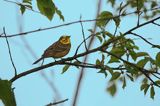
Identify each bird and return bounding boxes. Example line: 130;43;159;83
33;35;71;64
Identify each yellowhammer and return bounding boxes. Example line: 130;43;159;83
33;35;71;64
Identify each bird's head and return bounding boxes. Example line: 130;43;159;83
59;35;71;44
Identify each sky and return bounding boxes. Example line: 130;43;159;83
0;0;160;106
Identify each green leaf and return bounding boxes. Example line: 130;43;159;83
61;65;70;74
111;72;121;81
125;63;138;75
156;52;160;67
129;50;137;61
101;54;105;64
126;74;134;82
113;17;120;27
107;0;115;7
73;61;81;69
136;52;149;57
96;11;113;28
37;0;55;20
96;35;103;43
23;0;32;4
122;76;126;89
108;56;120;63
55;7;64;21
20;5;26;14
110;47;125;57
107;83;117;96
155;80;160;85
105;31;114;38
142;78;148;84
0;80;16;106
151;1;158;8
137;58;149;68
96;59;101;66
140;83;149;91
144;84;150;95
108;47;125;63
150;86;155;99
98;69;108;77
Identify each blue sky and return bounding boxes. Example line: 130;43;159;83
0;0;160;106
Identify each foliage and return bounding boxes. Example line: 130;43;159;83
20;0;64;21
1;0;160;105
0;80;16;106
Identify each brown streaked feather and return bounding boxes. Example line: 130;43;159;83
43;41;71;58
33;37;71;64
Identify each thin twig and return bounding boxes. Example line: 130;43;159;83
3;27;17;76
46;98;68;106
0;33;3;36
1;6;160;38
136;0;140;26
113;2;123;36
64;61;126;71
74;34;93;56
130;32;160;49
80;15;88;51
123;15;160;36
152;21;160;27
72;0;102;106
152;73;160;80
4;0;40;14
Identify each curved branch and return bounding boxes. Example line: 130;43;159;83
130;32;160;48
1;7;160;38
10;37;120;82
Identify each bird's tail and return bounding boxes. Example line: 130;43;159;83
33;57;43;64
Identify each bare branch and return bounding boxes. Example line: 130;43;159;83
3;27;17;76
130;32;160;49
113;2;123;36
0;33;3;36
46;98;68;106
152;21;160;27
4;0;40;14
80;15;88;51
123;15;160;36
136;0;140;26
72;0;102;105
74;34;93;56
1;6;160;38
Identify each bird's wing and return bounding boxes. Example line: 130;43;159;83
44;41;70;54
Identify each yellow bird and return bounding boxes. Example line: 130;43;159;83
33;35;71;64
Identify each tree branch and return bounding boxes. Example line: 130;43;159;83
1;6;160;38
3;27;17;76
4;0;40;14
130;32;160;49
72;0;102;105
10;33;120;82
46;98;68;106
80;15;88;51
